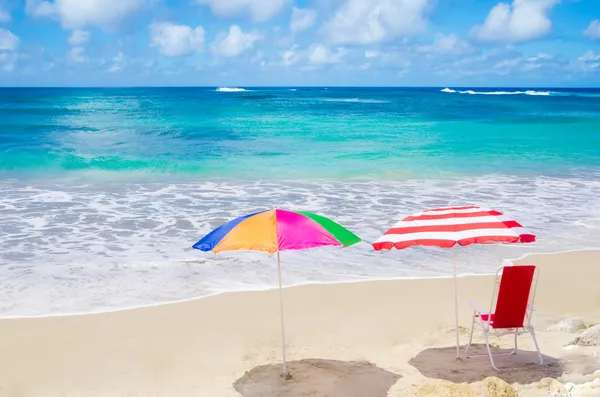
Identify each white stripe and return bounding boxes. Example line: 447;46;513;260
374;227;532;244
389;214;517;228
414;207;489;217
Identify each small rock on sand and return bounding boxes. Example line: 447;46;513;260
547;318;587;333
480;377;517;397
537;377;570;397
414;380;478;397
567;324;600;346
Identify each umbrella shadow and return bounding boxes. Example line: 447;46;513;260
233;358;401;397
408;344;599;384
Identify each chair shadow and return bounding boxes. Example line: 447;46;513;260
408;344;599;384
233;358;401;397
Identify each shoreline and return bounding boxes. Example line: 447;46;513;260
3;247;600;321
4;169;600;184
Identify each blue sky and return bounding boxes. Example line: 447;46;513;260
0;0;600;86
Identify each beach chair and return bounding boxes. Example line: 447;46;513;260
464;265;543;370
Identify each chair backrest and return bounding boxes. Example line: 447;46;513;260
492;265;536;329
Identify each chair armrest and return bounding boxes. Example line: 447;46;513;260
467;299;488;314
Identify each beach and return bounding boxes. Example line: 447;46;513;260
1;249;599;396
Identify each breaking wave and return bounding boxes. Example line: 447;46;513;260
216;87;248;92
441;88;551;96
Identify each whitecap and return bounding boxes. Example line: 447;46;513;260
216;87;247;92
455;90;552;96
441;88;456;93
524;90;551;96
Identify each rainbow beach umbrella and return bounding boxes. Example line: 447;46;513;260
193;208;361;375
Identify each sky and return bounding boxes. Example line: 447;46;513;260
0;0;600;87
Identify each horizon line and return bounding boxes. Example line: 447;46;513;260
1;85;600;89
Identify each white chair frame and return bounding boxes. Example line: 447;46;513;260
464;265;544;370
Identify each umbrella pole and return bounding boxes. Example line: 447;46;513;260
453;246;460;358
277;250;288;375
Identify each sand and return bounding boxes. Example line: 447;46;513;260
1;250;599;396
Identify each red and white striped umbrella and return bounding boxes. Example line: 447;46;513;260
372;205;536;358
373;205;536;251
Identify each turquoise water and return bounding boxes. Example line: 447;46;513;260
2;87;600;317
2;87;600;179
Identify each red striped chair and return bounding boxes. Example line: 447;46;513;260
464;265;543;370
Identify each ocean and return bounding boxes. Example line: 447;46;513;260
2;86;600;317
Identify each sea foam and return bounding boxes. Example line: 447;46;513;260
2;175;600;318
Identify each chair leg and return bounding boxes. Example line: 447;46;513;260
469;318;501;370
464;312;476;358
482;328;499;370
529;327;544;365
510;329;518;355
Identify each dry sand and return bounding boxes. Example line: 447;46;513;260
1;250;599;396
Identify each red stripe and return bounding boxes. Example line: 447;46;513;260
426;206;480;212
384;221;523;235
403;210;502;222
373;239;457;250
372;234;535;251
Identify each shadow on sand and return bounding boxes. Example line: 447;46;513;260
408;344;600;384
233;358;401;397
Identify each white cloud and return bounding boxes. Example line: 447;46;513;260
150;22;205;57
471;0;558;44
68;29;90;46
417;34;472;55
526;52;551;62
574;51;600;76
68;46;88;63
579;50;600;62
0;51;17;72
108;50;126;72
324;0;429;45
494;57;521;70
25;0;147;30
0;28;18;51
42;61;56;71
290;7;316;34
445;47;567;78
211;25;261;57
195;0;287;22
308;44;346;65
583;19;600;40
